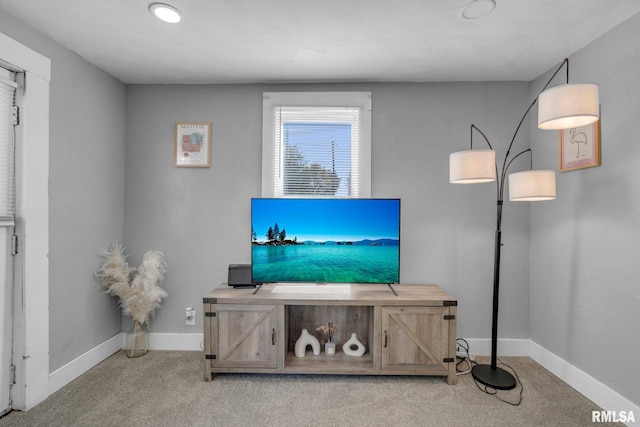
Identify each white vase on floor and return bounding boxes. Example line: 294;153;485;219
125;320;148;358
294;329;320;357
342;332;366;357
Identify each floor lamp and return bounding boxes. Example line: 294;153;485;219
449;58;599;390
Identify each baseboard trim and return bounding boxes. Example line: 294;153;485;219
48;332;203;395
147;332;204;351
462;338;530;357
464;338;637;425
121;331;204;351
48;333;123;395
529;341;639;424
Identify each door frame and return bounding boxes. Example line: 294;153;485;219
0;31;51;411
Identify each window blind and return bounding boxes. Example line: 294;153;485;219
0;69;17;222
273;106;360;197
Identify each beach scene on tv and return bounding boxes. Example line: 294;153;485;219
251;198;400;284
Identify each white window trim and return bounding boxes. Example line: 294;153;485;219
262;91;372;198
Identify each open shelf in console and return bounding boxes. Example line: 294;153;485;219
285;352;373;374
285;304;374;371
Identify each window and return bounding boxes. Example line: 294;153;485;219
0;67;17;223
262;92;371;198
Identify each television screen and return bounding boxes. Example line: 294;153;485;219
251;198;400;284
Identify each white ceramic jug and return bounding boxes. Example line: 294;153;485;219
342;332;366;357
294;329;321;357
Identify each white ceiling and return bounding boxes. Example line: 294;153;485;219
1;0;639;84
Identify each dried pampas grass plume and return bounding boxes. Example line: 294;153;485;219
96;243;168;325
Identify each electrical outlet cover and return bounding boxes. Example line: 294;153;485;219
186;309;196;325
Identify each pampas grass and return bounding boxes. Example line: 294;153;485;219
97;243;168;326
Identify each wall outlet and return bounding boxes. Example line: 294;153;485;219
185;307;196;326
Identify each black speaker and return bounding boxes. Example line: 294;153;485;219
228;264;256;288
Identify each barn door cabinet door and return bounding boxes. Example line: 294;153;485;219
208;304;280;369
381;306;452;374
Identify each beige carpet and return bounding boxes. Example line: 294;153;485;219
0;351;619;427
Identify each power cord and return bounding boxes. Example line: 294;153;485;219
455;338;475;375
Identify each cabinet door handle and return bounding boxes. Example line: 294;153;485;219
272;328;276;345
384;330;388;348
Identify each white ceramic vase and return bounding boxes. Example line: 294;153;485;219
342;332;366;357
294;329;320;357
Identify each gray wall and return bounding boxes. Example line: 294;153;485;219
0;10;126;371
530;12;640;406
125;81;534;340
4;5;639;408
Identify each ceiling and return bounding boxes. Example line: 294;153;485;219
1;0;639;84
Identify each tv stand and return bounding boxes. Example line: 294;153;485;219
203;283;457;384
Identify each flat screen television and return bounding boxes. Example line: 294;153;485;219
251;198;400;284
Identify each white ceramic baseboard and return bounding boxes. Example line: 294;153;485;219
48;333;123;395
462;338;530;357
49;332;203;395
529;341;639;426
135;332;204;351
462;338;637;426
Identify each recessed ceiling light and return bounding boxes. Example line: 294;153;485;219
149;3;183;24
459;0;496;20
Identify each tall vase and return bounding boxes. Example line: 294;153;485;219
125;320;148;358
294;329;320;357
342;332;366;357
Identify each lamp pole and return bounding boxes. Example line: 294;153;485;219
469;123;532;390
451;58;598;391
471;59;572;390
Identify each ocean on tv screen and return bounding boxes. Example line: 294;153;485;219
252;242;399;284
251;198;401;284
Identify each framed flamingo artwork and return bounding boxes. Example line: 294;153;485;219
559;120;601;172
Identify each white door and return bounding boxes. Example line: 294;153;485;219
0;66;17;416
0;227;14;416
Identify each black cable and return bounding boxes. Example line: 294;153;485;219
472;358;524;406
456;338;470;354
455;338;474;374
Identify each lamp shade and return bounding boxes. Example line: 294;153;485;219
538;83;599;130
508;170;556;201
450;149;496;183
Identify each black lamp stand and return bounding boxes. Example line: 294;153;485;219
469;59;572;390
471;201;517;390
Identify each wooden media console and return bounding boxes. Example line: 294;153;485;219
203;283;457;384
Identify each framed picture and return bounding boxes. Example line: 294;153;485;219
175;122;211;167
559;120;601;172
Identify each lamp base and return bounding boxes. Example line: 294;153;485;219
471;364;516;390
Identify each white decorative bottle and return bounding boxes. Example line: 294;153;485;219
294;329;321;357
342;332;366;357
325;340;336;356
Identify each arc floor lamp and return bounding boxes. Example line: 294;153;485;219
450;58;599;390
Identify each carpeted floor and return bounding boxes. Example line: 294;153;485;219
0;351;620;426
